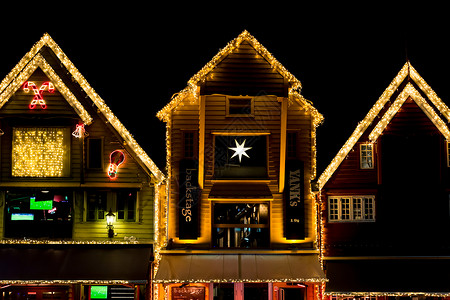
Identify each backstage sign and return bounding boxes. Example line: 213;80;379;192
284;160;305;239
178;159;200;239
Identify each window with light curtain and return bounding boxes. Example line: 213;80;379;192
12;127;70;177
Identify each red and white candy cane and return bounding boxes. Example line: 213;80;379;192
23;81;55;109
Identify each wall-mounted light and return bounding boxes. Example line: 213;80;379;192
106;209;115;238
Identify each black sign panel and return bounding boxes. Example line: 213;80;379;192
178;159;200;239
284;160;305;239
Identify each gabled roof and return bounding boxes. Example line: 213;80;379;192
156;30;323;125
0;33;164;182
317;62;450;190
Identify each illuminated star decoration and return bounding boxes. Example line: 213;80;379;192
228;139;252;163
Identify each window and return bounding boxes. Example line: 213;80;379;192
4;189;73;238
86;191;107;221
183;131;197;159
360;143;374;169
88;138;103;169
226;97;254;116
287;131;298;159
12;127;70;177
212;202;269;248
117;190;137;222
328;196;375;222
214;135;267;179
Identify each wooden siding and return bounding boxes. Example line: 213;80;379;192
167;94;316;247
322;92;450;257
200;41;288;97
0;66;156;242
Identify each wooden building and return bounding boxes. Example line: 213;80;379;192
317;62;450;298
154;31;326;300
0;34;164;300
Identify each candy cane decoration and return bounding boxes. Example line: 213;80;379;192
23;81;55;109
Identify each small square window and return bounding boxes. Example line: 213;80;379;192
227;97;254;116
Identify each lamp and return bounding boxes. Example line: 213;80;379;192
106;209;115;238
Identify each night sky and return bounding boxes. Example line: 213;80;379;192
0;6;449;176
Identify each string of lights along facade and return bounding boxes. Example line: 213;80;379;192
317;62;450;299
154;31;326;300
0;34;164;300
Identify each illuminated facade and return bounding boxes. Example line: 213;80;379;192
318;62;450;298
154;31;326;300
0;34;164;300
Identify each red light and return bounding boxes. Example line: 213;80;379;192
23;81;54;109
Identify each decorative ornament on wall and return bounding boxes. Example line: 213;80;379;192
23;81;55;109
72;123;89;138
228;139;252;162
108;150;125;180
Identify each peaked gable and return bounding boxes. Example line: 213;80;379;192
156;30;323;125
318;62;450;190
0;33;164;182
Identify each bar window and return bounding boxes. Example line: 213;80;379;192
360;143;374;169
212;202;269;248
328;196;376;222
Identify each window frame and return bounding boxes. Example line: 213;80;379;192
360;143;374;169
226;96;255;117
328;195;376;223
116;190;138;222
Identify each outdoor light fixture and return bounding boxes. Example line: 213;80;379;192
106;209;115;238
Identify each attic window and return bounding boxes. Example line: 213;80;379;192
226;96;254;116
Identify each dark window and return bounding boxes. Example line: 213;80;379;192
183;131;195;158
212;203;269;248
214;135;267;179
4;189;73;238
227;97;253;115
213;283;234;300
244;283;268;300
86;191;107;221
287;132;298;159
88;138;103;169
117;190;137;222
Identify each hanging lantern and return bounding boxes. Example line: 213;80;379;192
108;150;125;180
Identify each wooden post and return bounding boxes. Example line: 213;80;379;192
279;97;288;193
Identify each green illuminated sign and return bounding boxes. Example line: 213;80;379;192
30;197;53;210
90;286;108;299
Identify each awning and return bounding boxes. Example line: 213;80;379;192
0;244;152;284
325;259;450;295
209;183;272;200
154;254;326;283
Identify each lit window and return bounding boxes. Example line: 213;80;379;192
212;202;269;248
360;143;374;169
328;196;375;222
12;127;70;177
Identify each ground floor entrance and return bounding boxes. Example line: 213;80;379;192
158;282;318;300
